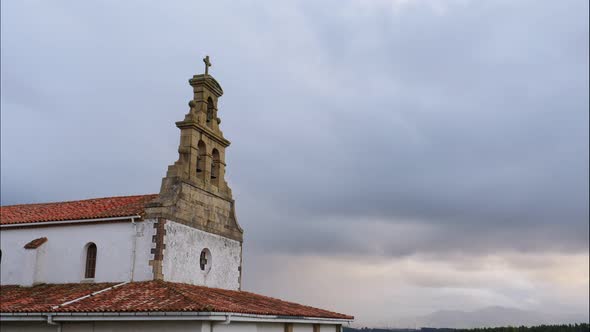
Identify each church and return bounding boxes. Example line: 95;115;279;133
0;57;353;332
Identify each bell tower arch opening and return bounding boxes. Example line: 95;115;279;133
211;148;220;186
196;140;207;181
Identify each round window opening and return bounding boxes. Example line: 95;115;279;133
199;248;212;273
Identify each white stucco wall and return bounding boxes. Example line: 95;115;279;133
0;321;340;332
255;323;284;332
293;324;314;332
0;220;155;285
0;218;242;288
0;322;56;332
162;220;242;290
34;245;47;284
321;325;338;332
20;250;37;286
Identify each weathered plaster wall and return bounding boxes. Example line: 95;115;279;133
162;220;242;290
0;220;155;285
132;220;156;281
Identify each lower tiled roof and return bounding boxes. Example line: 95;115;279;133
0;194;158;225
0;281;353;320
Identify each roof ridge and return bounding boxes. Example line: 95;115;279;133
0;194;158;208
51;282;129;310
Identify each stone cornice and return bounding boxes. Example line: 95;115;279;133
175;120;231;148
180;177;233;203
189;74;223;97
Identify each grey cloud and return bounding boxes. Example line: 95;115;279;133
1;0;588;273
226;0;589;255
2;0;589;325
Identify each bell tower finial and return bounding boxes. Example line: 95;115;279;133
203;55;212;76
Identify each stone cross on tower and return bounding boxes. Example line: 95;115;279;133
203;55;212;75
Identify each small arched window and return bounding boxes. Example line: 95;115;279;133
84;243;97;279
200;248;212;273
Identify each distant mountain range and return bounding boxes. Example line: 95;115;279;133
411;306;586;328
350;306;589;330
343;323;590;332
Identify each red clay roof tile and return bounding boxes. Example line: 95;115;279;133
0;194;158;225
0;283;116;313
0;281;353;320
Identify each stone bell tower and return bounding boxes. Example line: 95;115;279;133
145;56;243;290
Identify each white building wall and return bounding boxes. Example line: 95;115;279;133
0;322;56;332
0;321;340;332
131;220;157;281
61;321;205;332
0;220;155;286
256;323;284;332
213;322;258;332
293;324;314;332
162;220;242;290
34;245;47;285
20;250;36;286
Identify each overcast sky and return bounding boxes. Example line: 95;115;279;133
1;0;588;327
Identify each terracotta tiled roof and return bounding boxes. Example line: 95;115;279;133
0;194;158;225
23;237;48;249
0;281;353;320
0;283;115;313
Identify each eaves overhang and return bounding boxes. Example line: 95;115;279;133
0;312;353;325
0;215;142;229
